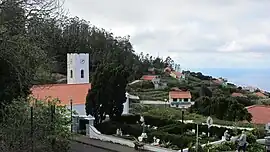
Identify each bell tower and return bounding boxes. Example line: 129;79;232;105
67;53;90;84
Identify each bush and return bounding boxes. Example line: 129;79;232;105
129;81;154;89
111;115;140;124
96;120;152;138
0;98;72;152
147;131;194;149
144;115;175;127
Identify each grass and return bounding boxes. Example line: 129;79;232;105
128;86;169;101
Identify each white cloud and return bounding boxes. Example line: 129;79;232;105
64;0;270;69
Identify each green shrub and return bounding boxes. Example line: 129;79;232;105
96;120;152;137
129;81;154;89
111;115;140;124
147;131;194;149
144;115;175;127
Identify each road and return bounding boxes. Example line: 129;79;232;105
70;136;147;152
70;141;112;152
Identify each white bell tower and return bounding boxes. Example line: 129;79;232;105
67;53;90;84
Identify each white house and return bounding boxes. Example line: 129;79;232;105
169;90;193;108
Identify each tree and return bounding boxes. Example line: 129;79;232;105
0;97;72;152
192;96;252;121
199;85;212;97
0;0;60;108
85;63;129;125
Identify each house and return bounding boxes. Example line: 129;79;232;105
212;78;227;87
246;105;270;124
169;90;193;108
243;86;257;92
141;75;161;89
231;92;246;97
170;71;185;80
255;92;268;98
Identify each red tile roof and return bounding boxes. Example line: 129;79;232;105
255;92;267;98
169;91;191;99
172;71;183;78
246;105;270;124
141;75;158;81
231;92;246;97
31;83;91;105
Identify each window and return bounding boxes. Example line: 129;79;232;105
81;69;84;78
70;70;73;78
184;98;189;102
173;98;177;101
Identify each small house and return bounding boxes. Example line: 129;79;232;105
255;92;268;98
169;90;193;108
141;75;161;89
170;71;185;80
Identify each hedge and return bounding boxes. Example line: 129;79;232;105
96;120;153;137
112;115;246;138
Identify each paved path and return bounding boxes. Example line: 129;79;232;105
70;141;112;152
71;135;148;152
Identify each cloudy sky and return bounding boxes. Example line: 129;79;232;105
64;0;270;91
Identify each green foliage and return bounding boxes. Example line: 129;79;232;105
0;0;53;107
199;86;212;97
85;63;128;125
129;88;168;101
0;97;72;152
192;96;252;121
129;81;154;90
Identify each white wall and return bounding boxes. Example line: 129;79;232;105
89;125;177;152
67;104;86;116
67;53;90;84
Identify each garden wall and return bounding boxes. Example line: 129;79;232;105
89;125;177;152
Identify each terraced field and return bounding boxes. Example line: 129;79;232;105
130;89;168;101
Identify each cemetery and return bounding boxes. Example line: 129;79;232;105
95;114;259;151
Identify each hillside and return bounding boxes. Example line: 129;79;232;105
127;68;270;104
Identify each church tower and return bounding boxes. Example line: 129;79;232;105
67;53;90;84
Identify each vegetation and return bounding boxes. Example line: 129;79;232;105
191;96;252;122
0;97;72;152
0;0;73;151
96;114;259;150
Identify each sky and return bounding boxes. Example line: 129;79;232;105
64;0;270;91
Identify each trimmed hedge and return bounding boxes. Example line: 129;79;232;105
112;115;246;138
96;120;153;137
97;115;251;150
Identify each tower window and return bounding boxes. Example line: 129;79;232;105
70;70;73;78
81;69;84;78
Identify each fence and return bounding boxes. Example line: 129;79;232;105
0;100;71;152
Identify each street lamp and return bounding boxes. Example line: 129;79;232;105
164;99;167;108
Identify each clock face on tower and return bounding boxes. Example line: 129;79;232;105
80;59;85;64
